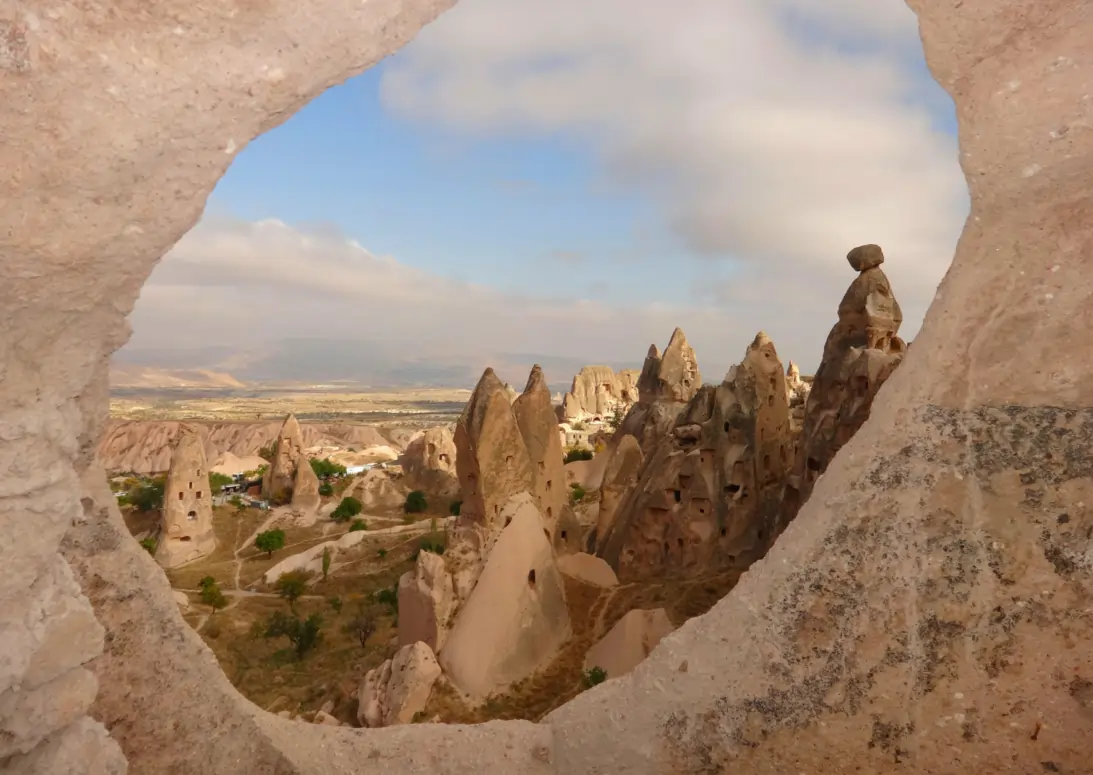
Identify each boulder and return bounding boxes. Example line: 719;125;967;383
356;642;442;728
398;551;456;652
400;426;459;497
439;494;571;699
556;553;618;589
583;608;675;680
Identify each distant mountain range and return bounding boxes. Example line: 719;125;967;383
111;341;639;393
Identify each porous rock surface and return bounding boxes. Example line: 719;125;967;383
779;244;907;533
262;414;307;503
560;366;640;423
4;0;1093;772
512;365;567;537
400;426;459;497
397;550;456;652
598;332;793;581
155;425;216;568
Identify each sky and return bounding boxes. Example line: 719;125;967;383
118;0;970;390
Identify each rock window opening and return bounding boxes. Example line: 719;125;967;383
505;516;512;527
725;484;741;495
763;454;771;471
196;491;202;499
439;454;449;464
178;492;184;501
538;461;545;475
767;394;774;407
770;376;777;390
728;554;736;562
807;457;821;471
545;479;552;492
186;511;197;521
546;506;553;519
544;529;551;541
757;529;765;540
178;536;192;542
677;538;684;548
723;422;730;433
428;443;436;455
188;481;193;490
720;528;727;538
527;569;536;588
505;454;514;465
673;489;682;503
560;530;567;540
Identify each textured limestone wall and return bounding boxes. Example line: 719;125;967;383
2;0;1092;772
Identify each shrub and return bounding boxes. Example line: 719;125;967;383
375;584;398;614
275;570;311;610
413;538;445;560
449;500;462;516
318;482;334;497
310;458;347;479
229;495;245;511
376;548;388;559
564;447;594;464
139;537;157;556
328;597;343;614
254;529;285;558
608;408;624;430
209;471;233;495
349;519;367;532
404;490;427;514
582;666;608;688
570;483;586;503
199;576;216;590
270;487;293;507
257;443;276;462
264;611;323;659
321;547;331;580
345;612;375;649
572;421;587;431
331;496;363;522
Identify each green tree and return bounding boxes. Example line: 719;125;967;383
127;476;166;512
209;472;233;495
608;408;624;430
321;547;331;580
327;596;343;615
331;496;363;522
375;584;399;614
199;577;227;612
449;500;462;516
254;529;285;558
257;443;276;462
376;548;388;559
349;519;367;532
310;458;347;479
139;537;158;556
570;483;586;503
318;482;334;497
264;611;323;660
404;490;428;514
275;570;310;611
413;538;445;560
345;611;375;649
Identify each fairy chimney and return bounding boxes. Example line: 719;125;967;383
156;426;216;568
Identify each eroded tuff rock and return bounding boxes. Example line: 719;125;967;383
779;245;906;533
357;642;442;728
513;365;566;537
556;553;618;589
398;550;456;652
439;494;571;700
261;414;306;503
401;426;459;497
561;366;641;424
155;426;215;568
582;608;675;682
637;328;700;404
784;360;811;431
598;333;793;582
9;0;1093;772
612;329;703;459
291;451;321;514
592;434;645;553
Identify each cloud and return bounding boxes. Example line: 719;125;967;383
122;215;786;387
379;0;969;343
549;249;586;266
